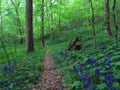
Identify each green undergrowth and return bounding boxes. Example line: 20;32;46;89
0;41;46;90
48;27;120;90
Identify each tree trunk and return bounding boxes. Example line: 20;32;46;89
0;38;9;60
90;0;96;49
50;0;53;40
26;0;34;52
112;0;118;40
59;0;61;29
41;0;45;47
104;0;112;36
11;0;24;44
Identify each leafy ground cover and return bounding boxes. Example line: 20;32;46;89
49;28;120;90
0;42;46;90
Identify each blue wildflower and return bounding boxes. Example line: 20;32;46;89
104;74;115;82
4;66;12;76
73;65;78;73
13;60;17;66
4;66;8;71
0;80;8;87
60;51;67;58
79;67;84;73
103;56;112;69
95;68;101;76
82;74;91;89
105;55;111;59
87;58;94;64
13;78;18;87
104;55;111;64
78;62;80;65
104;74;115;87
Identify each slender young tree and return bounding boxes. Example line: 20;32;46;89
11;0;24;44
90;0;96;49
41;0;45;47
49;0;53;40
26;0;34;52
112;0;118;40
104;0;112;36
58;0;61;30
0;12;9;60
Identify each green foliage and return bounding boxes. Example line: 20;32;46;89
49;26;120;89
0;42;46;89
1;0;120;89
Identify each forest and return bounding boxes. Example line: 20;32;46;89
0;0;120;90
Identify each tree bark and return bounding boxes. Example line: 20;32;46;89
90;0;96;49
112;0;118;40
26;0;34;52
104;0;112;36
41;0;45;47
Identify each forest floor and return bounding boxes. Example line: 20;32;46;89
32;48;63;90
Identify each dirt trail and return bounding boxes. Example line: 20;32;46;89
32;48;63;90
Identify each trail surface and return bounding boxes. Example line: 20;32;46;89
32;48;63;90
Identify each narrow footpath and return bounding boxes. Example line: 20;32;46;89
32;48;63;90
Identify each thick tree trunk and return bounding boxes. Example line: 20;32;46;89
104;0;112;36
41;0;45;47
26;0;34;52
112;0;118;40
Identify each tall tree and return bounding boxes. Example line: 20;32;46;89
104;0;112;36
112;0;118;40
26;0;34;52
90;0;96;48
41;0;45;47
58;0;61;29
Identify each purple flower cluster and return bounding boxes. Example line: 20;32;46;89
87;58;97;65
82;74;91;89
95;68;101;77
73;65;78;73
104;74;116;88
103;55;112;69
72;55;117;89
4;60;17;76
1;60;39;89
0;80;8;87
60;51;68;58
